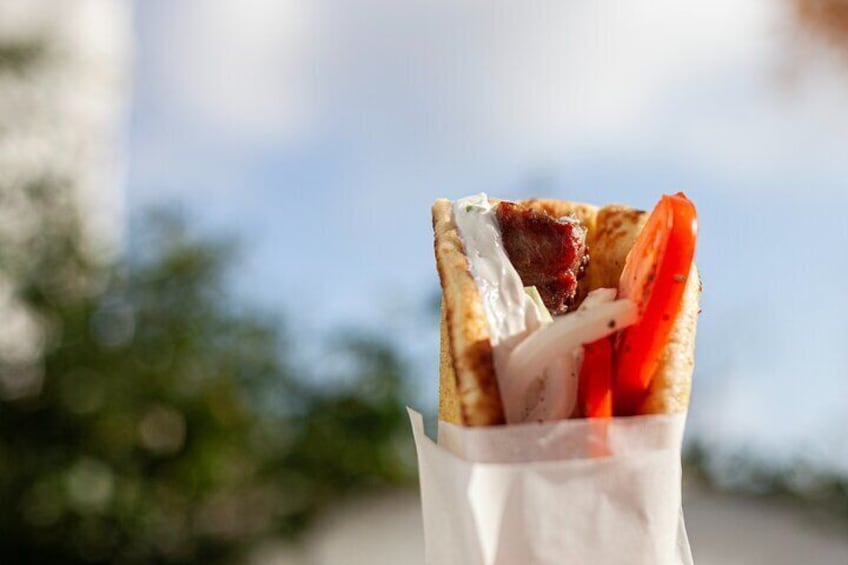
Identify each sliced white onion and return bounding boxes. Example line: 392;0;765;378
522;349;582;422
502;298;638;417
578;287;618;311
524;288;616;422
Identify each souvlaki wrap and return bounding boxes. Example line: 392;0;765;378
412;193;701;564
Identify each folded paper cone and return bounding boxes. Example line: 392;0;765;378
409;409;694;565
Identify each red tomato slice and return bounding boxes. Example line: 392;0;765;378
614;193;697;415
579;337;613;418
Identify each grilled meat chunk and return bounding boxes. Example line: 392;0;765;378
496;201;589;315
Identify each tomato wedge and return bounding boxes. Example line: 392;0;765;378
578;337;613;418
614;193;697;415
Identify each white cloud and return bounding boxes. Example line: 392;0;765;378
146;0;316;142
140;0;848;190
294;0;777;164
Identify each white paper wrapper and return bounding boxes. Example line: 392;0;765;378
409;408;694;565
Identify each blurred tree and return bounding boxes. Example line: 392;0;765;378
684;442;848;521
0;205;415;564
0;31;414;565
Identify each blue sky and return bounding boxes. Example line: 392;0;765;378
128;0;848;472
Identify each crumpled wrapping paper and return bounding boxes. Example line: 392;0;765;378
409;409;694;565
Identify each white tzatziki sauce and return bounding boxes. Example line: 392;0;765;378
453;194;551;422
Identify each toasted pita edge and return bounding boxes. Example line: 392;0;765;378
433;199;504;426
639;264;700;415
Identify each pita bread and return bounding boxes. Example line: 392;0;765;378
434;198;700;426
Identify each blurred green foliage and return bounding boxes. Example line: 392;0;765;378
0;40;45;73
0;204;415;564
0;34;414;564
685;442;848;521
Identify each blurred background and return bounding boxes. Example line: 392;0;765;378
0;0;846;563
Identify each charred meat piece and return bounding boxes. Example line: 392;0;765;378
496;201;588;315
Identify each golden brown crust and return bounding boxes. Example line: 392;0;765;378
517;198;599;229
438;297;462;424
585;205;648;292
433;199;505;426
434;197;701;425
